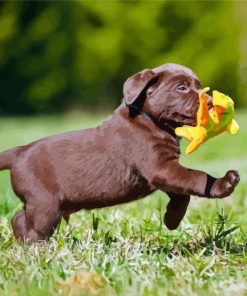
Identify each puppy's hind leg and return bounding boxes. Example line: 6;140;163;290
11;193;61;243
11;209;30;241
164;193;190;230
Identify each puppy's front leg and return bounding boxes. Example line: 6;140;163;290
148;160;240;198
164;193;190;230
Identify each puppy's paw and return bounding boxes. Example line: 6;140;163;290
210;170;240;198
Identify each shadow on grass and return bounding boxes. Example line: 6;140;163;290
51;210;247;262
144;211;247;257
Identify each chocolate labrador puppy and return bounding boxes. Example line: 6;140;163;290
0;63;240;242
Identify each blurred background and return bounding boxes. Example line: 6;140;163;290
0;1;246;115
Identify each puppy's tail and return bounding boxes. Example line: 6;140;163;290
0;147;19;170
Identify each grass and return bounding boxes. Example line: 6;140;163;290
0;110;247;296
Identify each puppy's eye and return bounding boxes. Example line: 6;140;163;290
177;82;189;92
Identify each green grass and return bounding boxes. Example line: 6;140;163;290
0;111;246;296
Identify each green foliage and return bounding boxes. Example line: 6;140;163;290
0;113;247;295
0;1;246;114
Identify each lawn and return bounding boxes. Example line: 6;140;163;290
0;111;246;296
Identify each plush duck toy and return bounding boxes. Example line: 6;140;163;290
175;87;240;154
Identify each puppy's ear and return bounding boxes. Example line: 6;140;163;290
123;69;158;105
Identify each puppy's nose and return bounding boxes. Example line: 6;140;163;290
205;94;213;110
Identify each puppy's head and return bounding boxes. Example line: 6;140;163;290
124;63;212;127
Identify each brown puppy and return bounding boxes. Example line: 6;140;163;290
0;63;240;242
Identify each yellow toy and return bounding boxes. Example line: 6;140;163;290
175;87;240;154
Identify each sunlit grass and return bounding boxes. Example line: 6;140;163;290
0;111;246;295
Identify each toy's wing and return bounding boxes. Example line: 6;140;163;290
175;126;207;154
226;119;240;135
185;126;207;154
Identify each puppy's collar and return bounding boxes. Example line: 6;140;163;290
126;103;181;142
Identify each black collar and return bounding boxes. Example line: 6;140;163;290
126;104;181;142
